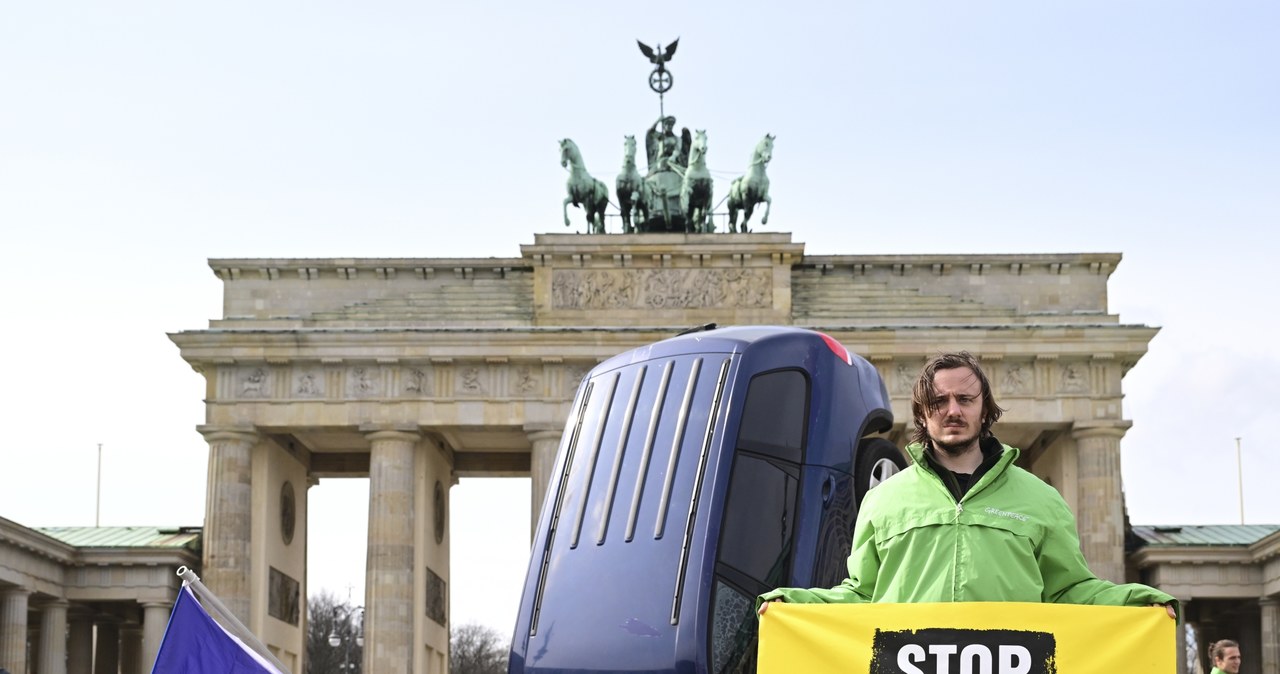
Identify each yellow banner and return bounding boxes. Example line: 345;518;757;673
758;602;1173;673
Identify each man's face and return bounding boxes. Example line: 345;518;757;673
1217;646;1241;673
924;366;985;455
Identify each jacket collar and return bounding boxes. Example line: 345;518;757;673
906;436;1020;501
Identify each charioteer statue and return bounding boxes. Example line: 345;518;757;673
646;115;691;176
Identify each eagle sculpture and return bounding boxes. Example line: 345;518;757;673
637;38;679;72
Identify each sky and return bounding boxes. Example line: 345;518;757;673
1;1;1277;640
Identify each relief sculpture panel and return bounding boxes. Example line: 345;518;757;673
239;367;270;399
552;268;771;310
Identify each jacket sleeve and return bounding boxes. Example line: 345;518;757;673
755;486;880;610
1037;493;1180;621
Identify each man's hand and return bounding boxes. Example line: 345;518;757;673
1151;603;1177;620
757;599;779;616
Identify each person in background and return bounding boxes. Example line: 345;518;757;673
1209;639;1241;674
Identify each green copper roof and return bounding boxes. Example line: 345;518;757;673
1131;524;1280;547
35;526;201;549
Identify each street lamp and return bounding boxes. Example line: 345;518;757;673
328;605;364;673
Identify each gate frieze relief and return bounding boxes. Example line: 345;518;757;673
551;268;771;311
219;360;587;402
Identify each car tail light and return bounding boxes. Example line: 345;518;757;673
819;332;852;366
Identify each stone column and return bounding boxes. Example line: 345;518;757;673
1260;597;1278;674
0;588;31;674
141;602;170;673
119;624;142;674
526;428;563;534
1072;422;1130;583
200;427;259;622
364;429;421;674
38;600;68;674
93;622;119;674
66;613;92;674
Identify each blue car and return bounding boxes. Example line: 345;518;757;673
509;326;905;674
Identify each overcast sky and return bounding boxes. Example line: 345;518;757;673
2;1;1276;638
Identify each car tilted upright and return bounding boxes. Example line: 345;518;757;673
509;325;906;674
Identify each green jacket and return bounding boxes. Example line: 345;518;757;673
760;439;1177;616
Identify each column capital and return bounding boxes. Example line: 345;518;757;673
525;427;563;444
1071;420;1132;440
1260;596;1279;607
361;426;422;444
197;425;259;443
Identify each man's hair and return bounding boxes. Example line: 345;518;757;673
910;351;1004;446
1209;640;1239;662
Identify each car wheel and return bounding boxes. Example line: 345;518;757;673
856;438;907;505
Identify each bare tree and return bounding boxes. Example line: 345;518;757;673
307;591;363;674
450;623;508;674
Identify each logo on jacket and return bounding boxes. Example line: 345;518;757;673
869;627;1057;674
984;506;1029;522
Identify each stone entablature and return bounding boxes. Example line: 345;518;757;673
0;519;198;603
207;237;1126;330
179;234;1155;463
797;252;1120;323
1132;529;1280;599
209;257;531;327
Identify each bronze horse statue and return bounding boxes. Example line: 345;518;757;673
560;138;608;233
615;135;647;233
678;130;713;233
727;134;774;233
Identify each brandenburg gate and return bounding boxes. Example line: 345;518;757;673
169;232;1153;673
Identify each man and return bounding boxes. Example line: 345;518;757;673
759;351;1177;619
1208;639;1241;674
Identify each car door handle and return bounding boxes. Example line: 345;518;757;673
821;474;836;505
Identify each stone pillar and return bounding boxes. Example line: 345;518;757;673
119;624;142;674
0;588;31;674
1071;422;1130;582
141;602;170;673
200;427;259;622
66;613;92;674
38;600;68;674
1260;598;1278;674
526;428;563;534
94;622;119;674
364;429;421;674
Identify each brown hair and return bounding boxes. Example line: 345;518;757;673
1209;640;1239;664
910;351;1004;446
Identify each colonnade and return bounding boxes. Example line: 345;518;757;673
198;425;565;674
0;592;170;674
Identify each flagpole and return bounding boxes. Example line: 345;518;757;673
177;566;291;673
1235;437;1244;525
96;443;102;527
